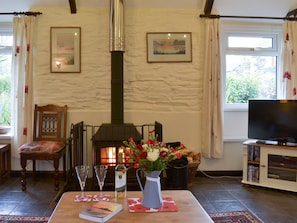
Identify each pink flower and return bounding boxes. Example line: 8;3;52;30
176;153;182;159
148;130;155;134
128;137;134;143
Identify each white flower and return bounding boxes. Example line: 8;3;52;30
147;148;160;162
160;148;168;153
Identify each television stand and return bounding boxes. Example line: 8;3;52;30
242;140;297;192
277;139;289;146
255;140;297;147
255;140;277;146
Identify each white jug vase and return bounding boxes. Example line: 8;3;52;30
136;169;163;208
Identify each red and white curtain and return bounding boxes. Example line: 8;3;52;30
201;19;223;159
11;16;36;156
281;21;297;99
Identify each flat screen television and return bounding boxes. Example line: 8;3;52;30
248;100;297;146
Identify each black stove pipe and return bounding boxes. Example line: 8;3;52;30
110;0;125;124
111;51;124;124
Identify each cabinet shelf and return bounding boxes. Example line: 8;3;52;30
243;140;297;192
247;161;260;165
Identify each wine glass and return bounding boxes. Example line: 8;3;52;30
94;165;108;200
75;165;89;201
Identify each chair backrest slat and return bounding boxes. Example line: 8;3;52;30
33;104;67;142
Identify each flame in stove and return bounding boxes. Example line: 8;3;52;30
108;147;116;165
100;147;117;165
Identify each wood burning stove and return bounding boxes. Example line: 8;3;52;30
92;123;141;190
92;123;142;164
91;122;162;190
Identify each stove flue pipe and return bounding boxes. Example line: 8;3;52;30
110;0;125;124
110;0;125;52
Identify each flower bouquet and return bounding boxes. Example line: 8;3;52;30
121;130;182;208
122;130;182;173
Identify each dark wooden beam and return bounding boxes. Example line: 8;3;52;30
69;0;77;14
204;0;214;16
286;8;297;17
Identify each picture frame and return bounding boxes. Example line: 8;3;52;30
146;32;192;63
50;27;81;73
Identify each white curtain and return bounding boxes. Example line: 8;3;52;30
281;21;297;99
201;19;223;159
11;16;36;157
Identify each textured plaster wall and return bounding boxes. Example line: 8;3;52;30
8;6;244;171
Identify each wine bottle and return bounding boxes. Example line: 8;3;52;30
115;152;127;199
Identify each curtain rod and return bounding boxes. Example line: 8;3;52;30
200;14;297;21
0;11;42;16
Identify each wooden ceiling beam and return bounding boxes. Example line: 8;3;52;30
69;0;77;14
204;0;214;16
286;8;297;17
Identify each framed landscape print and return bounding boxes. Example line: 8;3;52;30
146;32;192;63
50;27;81;73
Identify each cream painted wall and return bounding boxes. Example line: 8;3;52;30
4;6;245;172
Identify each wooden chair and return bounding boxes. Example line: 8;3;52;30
18;104;67;191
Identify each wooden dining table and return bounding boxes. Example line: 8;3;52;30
48;190;214;223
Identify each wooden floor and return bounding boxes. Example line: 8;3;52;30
0;173;297;223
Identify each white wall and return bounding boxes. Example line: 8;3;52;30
1;5;246;172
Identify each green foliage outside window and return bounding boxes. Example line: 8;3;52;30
226;73;259;103
0;55;11;126
0;75;11;125
225;55;277;104
226;72;276;104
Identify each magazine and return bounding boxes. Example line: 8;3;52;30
79;200;123;222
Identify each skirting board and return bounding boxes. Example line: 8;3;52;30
197;170;243;177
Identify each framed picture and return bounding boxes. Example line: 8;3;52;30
146;32;192;63
50;27;81;73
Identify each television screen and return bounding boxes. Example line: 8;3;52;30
248;100;297;145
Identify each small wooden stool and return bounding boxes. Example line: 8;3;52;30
0;144;11;184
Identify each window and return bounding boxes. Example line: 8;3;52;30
221;22;282;110
0;24;13;126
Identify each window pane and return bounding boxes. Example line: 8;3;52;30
0;35;13;46
226;55;276;104
0;55;11;74
0;42;12;126
228;36;273;48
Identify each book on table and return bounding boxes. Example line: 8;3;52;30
79;200;123;222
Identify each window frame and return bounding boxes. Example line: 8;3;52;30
220;21;282;111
